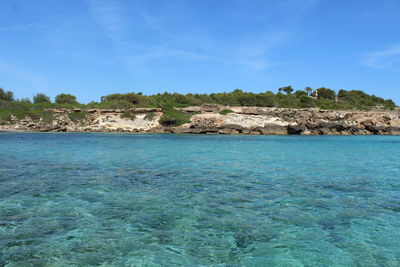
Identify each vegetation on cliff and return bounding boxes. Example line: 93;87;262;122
0;86;397;126
96;87;397;110
55;94;79;105
33;93;51;104
159;104;191;127
68;111;88;123
219;109;234;115
120;110;136;121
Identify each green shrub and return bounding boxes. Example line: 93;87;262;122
0;110;12;124
384;99;397;110
31;110;56;123
298;95;314;108
219;109;233;115
314;88;336;100
102;93;143;105
68;111;88;123
144;112;155;121
55;93;78;104
0;88;14;101
0;104;56;124
41;113;55;124
159;105;191;127
19;98;32;104
121;110;136;120
0;86;398;112
26;111;41;120
33;93;51;103
87;100;134;109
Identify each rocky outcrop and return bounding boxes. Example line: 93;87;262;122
1;105;399;135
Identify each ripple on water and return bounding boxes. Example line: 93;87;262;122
0;133;400;266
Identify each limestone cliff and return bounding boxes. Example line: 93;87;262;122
1;105;400;135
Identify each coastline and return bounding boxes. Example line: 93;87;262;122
2;105;400;135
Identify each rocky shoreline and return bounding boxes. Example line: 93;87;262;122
1;105;400;135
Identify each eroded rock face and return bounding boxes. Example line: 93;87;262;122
2;105;400;135
89;113;162;132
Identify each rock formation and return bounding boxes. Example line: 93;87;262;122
1;105;400;135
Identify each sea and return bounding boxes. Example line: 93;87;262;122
0;133;400;266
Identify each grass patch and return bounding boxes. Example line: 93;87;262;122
0;108;56;125
159;106;191;127
0;110;12;124
144;112;155;121
68;111;88;123
41;112;56;124
219;109;234;115
121;110;136;120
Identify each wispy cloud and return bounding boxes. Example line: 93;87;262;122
0;23;46;31
86;0;317;72
280;0;317;18
87;0;211;67
0;61;47;87
228;30;293;71
362;45;400;69
86;0;124;41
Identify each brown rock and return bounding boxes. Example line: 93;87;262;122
287;124;306;135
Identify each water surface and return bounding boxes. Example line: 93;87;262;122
1;133;400;266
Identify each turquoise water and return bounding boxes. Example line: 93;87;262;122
0;133;400;266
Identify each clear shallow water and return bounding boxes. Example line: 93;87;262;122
0;133;400;266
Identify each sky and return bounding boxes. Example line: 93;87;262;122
0;0;400;104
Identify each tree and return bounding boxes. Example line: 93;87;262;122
305;87;313;96
101;92;142;105
384;99;397;110
233;89;244;94
295;90;307;98
19;98;32;104
0;88;14;101
278;86;294;94
299;95;314;108
33;93;51;103
55;93;78;104
338;89;348;100
315;87;336;100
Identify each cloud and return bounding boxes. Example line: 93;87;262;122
228;30;293;71
362;46;400;69
0;23;46;31
86;0;316;72
0;61;47;87
280;0;317;17
86;0;125;41
86;0;213;66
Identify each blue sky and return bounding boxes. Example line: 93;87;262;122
0;0;400;103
